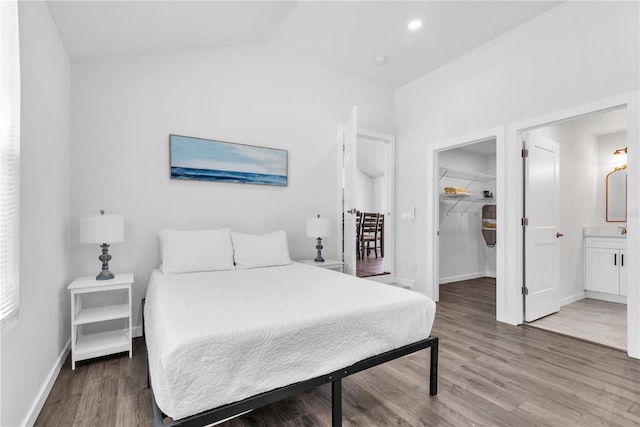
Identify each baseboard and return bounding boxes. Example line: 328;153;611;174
394;277;415;289
560;292;586;306
439;272;486;285
133;325;143;338
24;324;145;425
585;291;627;304
23;339;71;426
366;274;395;285
485;271;497;279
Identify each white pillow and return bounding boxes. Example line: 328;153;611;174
231;230;292;269
159;228;234;274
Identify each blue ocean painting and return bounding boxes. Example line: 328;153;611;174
170;135;288;186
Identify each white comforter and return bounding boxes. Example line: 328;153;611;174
144;263;436;420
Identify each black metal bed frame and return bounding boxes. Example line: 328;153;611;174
148;335;438;427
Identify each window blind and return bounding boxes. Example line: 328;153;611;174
0;0;20;329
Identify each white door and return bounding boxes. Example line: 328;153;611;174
342;106;358;275
524;132;561;322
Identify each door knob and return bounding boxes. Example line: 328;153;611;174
556;232;564;238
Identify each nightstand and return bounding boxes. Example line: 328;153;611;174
68;273;133;370
298;259;344;272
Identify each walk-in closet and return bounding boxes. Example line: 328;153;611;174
437;139;497;291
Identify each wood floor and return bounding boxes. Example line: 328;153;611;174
36;278;640;426
356;255;388;278
527;298;627;351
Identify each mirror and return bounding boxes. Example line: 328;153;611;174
606;169;627;222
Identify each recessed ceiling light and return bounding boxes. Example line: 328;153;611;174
408;19;422;30
373;56;388;66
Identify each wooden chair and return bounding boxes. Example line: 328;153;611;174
355;210;362;259
361;212;380;258
376;214;384;258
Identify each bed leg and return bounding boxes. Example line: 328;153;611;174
332;379;342;427
429;337;438;396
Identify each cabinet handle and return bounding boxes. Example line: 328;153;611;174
621;253;624;267
614;253;617;266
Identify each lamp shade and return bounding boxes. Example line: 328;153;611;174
307;216;330;238
610;149;628;169
80;214;124;244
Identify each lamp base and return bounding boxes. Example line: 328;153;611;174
96;243;115;280
314;238;325;262
96;270;115;281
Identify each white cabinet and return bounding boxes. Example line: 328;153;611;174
68;273;133;369
620;249;627;296
584;238;627;297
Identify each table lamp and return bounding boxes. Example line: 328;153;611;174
80;210;124;280
306;214;330;262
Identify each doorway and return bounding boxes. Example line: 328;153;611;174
523;107;629;351
338;107;395;283
436;139;498;314
355;135;392;279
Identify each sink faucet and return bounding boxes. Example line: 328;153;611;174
618;226;627;235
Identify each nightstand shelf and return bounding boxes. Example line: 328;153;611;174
75;304;130;325
68;273;134;369
74;329;131;361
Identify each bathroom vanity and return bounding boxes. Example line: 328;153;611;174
584;232;627;303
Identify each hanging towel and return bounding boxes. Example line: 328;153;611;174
482;204;496;248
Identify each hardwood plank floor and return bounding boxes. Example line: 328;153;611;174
36;278;640;426
527;298;627;351
356;255;389;278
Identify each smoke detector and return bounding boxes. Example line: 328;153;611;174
373;56;388;66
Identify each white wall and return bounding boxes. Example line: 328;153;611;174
356;169;373;212
529;121;598;303
395;1;639;298
1;2;71;426
70;45;394;333
372;176;385;213
356;171;385;214
597;131;628;227
438;148;496;283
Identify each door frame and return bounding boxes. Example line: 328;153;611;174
506;91;639;358
337;127;396;282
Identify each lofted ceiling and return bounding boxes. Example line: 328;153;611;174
46;0;563;89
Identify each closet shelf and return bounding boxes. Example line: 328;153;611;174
438;167;495;183
439;167;496;219
439;196;496;217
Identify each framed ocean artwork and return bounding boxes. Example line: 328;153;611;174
169;134;288;186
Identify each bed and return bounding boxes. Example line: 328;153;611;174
144;229;438;426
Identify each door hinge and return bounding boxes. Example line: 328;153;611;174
522;286;529;296
521;148;529;158
521;217;529;226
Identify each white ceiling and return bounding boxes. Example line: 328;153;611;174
46;1;563;89
563;108;628;136
459;139;497;156
46;1;298;59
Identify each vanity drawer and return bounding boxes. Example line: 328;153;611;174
584;237;626;250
